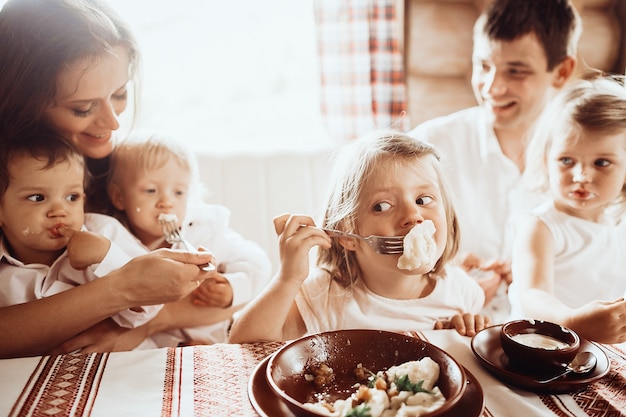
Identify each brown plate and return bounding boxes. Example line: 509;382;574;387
248;354;485;417
471;325;610;393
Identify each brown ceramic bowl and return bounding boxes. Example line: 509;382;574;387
266;329;466;417
500;319;580;373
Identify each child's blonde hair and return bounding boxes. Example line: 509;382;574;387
525;76;626;212
107;131;203;221
317;131;460;285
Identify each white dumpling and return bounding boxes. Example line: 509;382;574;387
397;220;437;270
386;357;440;391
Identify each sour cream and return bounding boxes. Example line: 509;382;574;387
510;333;569;350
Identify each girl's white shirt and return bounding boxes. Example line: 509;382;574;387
509;201;626;318
0;213;160;329
295;265;485;335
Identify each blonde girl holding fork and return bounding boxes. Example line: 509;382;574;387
229;132;490;343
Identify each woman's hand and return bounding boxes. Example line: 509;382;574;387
110;249;217;307
273;214;331;285
434;313;491;337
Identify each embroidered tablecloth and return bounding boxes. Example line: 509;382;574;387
0;331;623;417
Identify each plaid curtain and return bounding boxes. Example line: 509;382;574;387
314;0;408;142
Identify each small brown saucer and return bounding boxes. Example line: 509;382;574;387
248;354;485;417
471;325;610;393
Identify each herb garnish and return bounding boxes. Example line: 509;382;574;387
345;403;371;417
393;375;433;395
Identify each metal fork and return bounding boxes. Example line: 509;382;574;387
159;216;216;272
321;228;404;255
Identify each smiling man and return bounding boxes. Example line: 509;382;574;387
408;0;581;323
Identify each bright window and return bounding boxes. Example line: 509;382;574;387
2;0;332;154
111;0;332;154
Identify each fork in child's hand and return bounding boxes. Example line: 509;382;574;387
302;226;404;255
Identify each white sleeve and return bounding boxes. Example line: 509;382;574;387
184;203;272;306
84;213;148;258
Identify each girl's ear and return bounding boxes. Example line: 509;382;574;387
338;236;358;251
108;183;126;210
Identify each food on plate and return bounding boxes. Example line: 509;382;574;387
397;220;436;270
303;357;446;417
305;363;336;387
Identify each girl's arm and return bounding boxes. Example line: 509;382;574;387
511;216;566;319
513;216;626;344
228;273;307;343
0;250;214;358
229;214;332;343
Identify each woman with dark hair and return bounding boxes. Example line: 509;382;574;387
0;0;223;359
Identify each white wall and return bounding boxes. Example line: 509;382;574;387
196;149;334;273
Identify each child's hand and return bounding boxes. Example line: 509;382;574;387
461;253;512;302
434;313;491;337
568;298;626;344
59;227;111;270
273;214;331;284
473;270;502;304
460;252;482;270
192;274;233;308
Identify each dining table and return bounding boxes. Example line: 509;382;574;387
0;328;624;417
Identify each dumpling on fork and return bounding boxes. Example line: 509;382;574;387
158;212;178;223
397;220;436;270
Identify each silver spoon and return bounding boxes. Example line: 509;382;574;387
537;351;597;384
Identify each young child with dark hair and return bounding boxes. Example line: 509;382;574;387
0;128;161;350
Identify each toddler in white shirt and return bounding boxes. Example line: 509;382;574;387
106;131;272;345
0;128;160;340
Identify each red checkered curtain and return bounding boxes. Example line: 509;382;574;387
314;0;408;142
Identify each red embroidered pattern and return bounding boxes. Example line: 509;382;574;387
540;344;626;417
9;352;108;417
193;342;283;417
161;348;183;417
